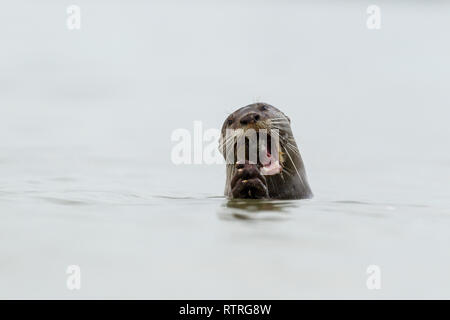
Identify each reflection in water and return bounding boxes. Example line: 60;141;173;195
218;199;300;221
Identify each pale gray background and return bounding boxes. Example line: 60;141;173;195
0;0;449;298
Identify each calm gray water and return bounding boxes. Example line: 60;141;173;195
1;1;449;298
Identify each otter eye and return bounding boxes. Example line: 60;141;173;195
260;105;268;111
227;118;233;126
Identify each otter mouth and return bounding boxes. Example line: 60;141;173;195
229;131;283;199
258;133;282;176
234;132;283;176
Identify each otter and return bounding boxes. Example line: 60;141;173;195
219;103;313;200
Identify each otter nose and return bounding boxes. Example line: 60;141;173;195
240;113;260;125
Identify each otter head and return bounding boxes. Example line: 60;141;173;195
219;102;313;200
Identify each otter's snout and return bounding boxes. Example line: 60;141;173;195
239;112;260;125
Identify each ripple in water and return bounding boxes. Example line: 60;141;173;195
218;199;300;221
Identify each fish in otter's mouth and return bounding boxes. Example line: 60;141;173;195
219;103;313;200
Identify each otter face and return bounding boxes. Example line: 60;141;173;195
221;103;286;175
219;103;312;200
